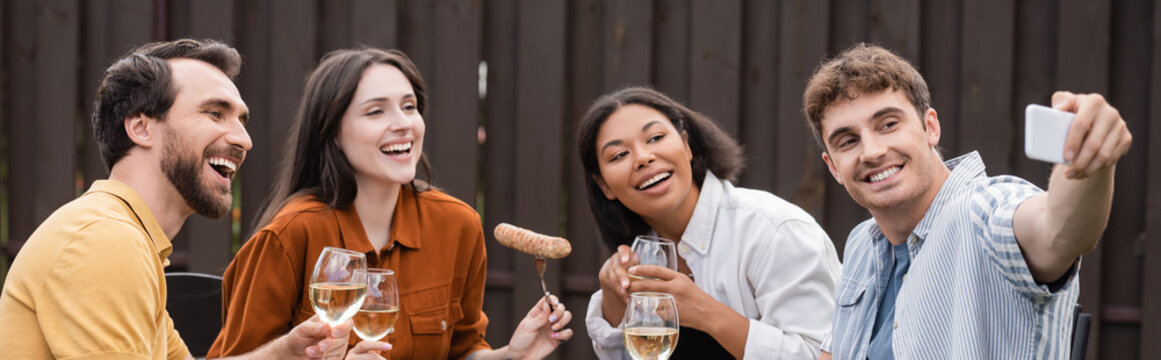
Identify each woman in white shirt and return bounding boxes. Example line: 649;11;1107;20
576;87;841;359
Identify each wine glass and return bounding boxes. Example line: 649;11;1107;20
621;292;680;360
309;247;368;326
353;268;400;344
628;235;679;283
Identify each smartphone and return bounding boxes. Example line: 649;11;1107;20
1024;104;1075;164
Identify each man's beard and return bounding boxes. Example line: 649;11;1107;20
161;133;232;219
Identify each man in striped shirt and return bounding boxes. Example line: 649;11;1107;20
801;43;1132;359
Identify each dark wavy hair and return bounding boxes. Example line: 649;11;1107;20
252;48;432;231
577;87;744;251
91;39;241;169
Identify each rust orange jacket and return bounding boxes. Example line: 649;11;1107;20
207;189;491;359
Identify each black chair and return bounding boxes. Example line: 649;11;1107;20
166;272;224;358
1071;304;1092;360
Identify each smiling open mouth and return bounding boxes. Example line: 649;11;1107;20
866;166;901;182
381;142;413;155
637;171;673;190
208;157;238;179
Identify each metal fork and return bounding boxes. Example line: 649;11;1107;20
534;256;555;312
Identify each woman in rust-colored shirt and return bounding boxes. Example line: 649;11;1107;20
207;48;573;360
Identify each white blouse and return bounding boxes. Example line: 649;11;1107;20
585;172;841;359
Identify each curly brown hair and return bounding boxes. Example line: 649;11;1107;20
802;43;931;151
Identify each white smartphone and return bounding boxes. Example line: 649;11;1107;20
1024;104;1075;164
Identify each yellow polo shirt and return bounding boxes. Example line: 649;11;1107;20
0;180;189;360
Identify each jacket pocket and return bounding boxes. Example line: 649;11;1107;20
836;279;867;307
403;284;454;358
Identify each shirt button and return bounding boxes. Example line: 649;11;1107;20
440;320;447;331
679;243;690;252
387;242;395;251
893;322;898;329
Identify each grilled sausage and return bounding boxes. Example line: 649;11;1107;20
493;223;572;259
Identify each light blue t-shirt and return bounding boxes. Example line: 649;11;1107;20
866;241;911;359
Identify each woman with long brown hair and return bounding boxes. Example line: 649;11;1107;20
208;48;572;359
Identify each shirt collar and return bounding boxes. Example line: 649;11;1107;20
911;151;986;240
85;179;174;266
334;188;424;255
678;171;724;255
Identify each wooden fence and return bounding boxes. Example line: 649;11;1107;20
1;1;1158;359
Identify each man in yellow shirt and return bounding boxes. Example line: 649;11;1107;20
0;39;374;359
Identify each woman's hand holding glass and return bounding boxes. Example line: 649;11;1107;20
599;236;678;302
625;264;719;332
621;292;679;360
627;236;678;282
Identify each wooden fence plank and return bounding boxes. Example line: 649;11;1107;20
1056;1;1110;357
689;0;741;136
868;0;919;62
958;0;1014;173
828;0;866;50
81;0;153;189
1010;0;1056;186
1143;1;1161;355
820;0;869;254
187;0;234;41
240;0;315;241
481;0;517;348
513;2;566;359
351;0;398;50
3;0;34;269
775;0;829;219
819;0;876;249
319;0;353;52
33;0;79;243
737;0;778;191
182;0;238;274
399;0;435;78
603;0;652;90
0;0;6;283
565;0;604;357
652;0;690;102
237;0;273;237
7;0;39;251
427;0;481;205
920;0;961;155
1103;0;1151;356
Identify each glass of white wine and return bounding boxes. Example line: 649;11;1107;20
628;235;678;283
622;292;679;360
309;247;369;326
353;268;400;347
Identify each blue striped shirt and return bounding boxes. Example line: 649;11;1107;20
823;152;1079;359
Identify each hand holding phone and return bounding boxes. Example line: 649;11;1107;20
1024;104;1075;164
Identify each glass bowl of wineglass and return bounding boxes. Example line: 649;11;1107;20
309;247;368;326
621;292;679;360
629;235;679;283
353;268;400;351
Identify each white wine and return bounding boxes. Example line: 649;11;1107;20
627;274;660;281
627;274;660;286
310;282;367;325
353;306;400;341
623;326;678;360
